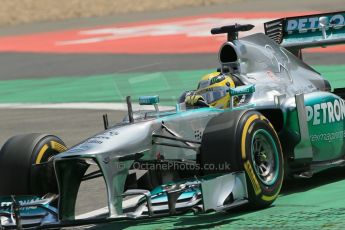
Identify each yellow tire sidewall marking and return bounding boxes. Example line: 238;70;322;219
261;194;277;202
50;141;67;153
35;144;49;164
241;114;261;195
261;182;282;202
241;114;259;160
260;115;275;131
244;160;262;195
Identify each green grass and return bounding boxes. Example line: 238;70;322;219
89;168;345;229
0;65;343;105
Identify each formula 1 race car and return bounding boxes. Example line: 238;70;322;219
1;11;345;229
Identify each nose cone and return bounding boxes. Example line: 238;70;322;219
56;121;156;160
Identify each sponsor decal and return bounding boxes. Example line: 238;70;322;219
139;95;160;105
66;144;90;153
244;160;261;195
0;198;40;211
310;130;345;142
306;99;345;125
86;139;103;145
286;13;345;34
229;84;255;96
0;202;11;207
67;131;119;153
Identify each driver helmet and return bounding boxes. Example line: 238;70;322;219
195;72;235;109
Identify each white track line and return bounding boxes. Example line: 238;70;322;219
0;103;174;111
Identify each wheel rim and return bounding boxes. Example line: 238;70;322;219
251;129;279;186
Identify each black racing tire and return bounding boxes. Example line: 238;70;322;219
201;110;283;209
237;111;284;208
0;133;67;196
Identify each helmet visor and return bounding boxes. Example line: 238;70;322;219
198;86;229;104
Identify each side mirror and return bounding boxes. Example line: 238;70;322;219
229;84;255;109
229;84;255;96
139;95;160;112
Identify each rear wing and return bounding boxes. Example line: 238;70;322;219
264;11;345;56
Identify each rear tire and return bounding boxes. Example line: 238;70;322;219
0;133;67;196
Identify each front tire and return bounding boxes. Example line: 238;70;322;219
238;111;283;208
201;110;283;209
0;133;67;196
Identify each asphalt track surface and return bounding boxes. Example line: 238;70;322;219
0;53;343;81
1;0;345;229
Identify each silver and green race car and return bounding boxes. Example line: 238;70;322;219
1;11;345;229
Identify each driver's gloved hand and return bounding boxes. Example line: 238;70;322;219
185;95;209;107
